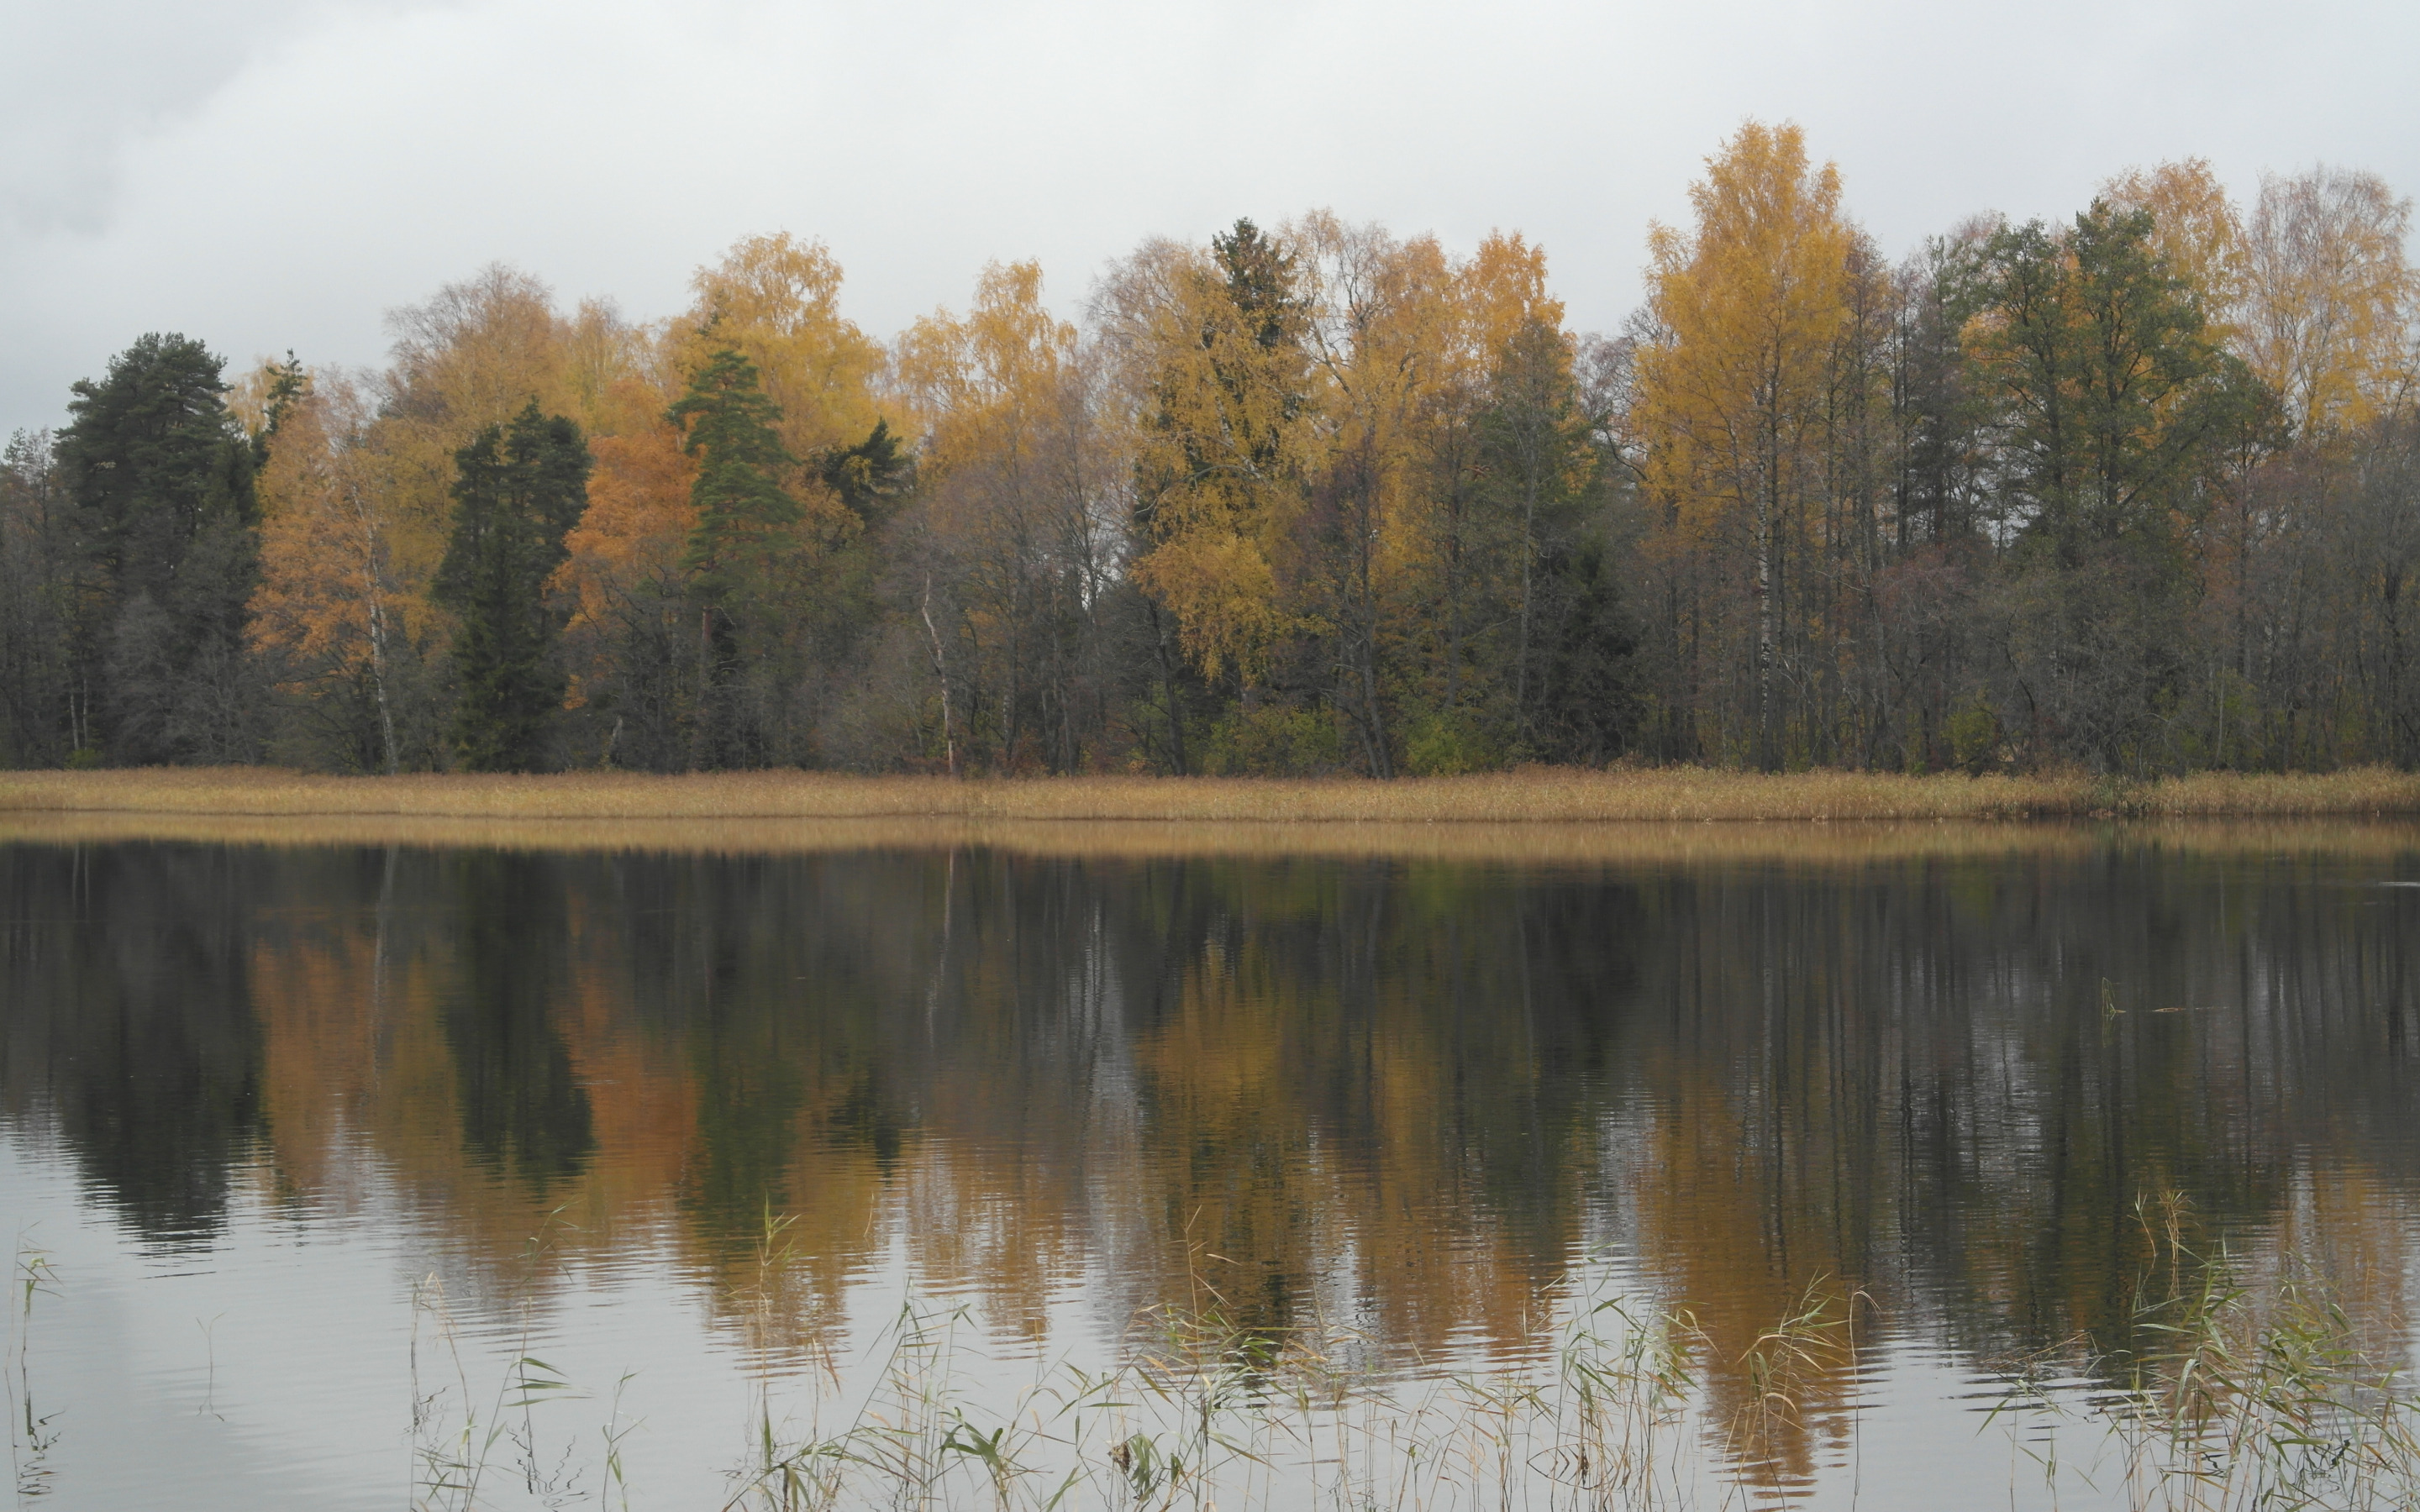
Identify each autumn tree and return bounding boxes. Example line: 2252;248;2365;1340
10;159;2415;779
2240;166;2416;441
667;237;897;764
433;402;592;770
1631;123;1854;769
550;411;700;770
1098;221;1317;769
250;372;421;773
681;234;888;463
1386;232;1575;768
883;262;1118;772
377;266;582;585
1285;212;1459;777
2102;159;2249;338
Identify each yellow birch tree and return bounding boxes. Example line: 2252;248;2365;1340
2242;166;2417;438
1630;121;1854;768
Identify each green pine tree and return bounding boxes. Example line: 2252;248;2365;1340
434;402;591;771
815;417;913;522
670;347;799;605
55;333;263;764
666;348;802;766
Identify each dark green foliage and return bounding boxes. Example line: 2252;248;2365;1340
1212;218;1303;354
53;333;263;764
670;347;799;606
251;351;308;471
1959;202;2277;768
1533;533;1639;764
58;333;258;595
1894;234;1995;547
1481;317;1605;753
1971;202;2249;564
0;431;82;765
438;853;594;1185
817;418;914;522
434;402;591;771
666;348;810;767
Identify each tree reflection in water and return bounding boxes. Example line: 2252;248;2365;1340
3;827;2417;1493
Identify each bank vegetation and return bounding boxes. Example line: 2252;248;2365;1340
4;132;2417;782
6;764;2418;831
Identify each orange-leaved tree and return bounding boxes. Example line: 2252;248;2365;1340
249;371;413;772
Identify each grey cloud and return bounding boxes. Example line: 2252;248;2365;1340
2;0;2414;436
0;0;447;233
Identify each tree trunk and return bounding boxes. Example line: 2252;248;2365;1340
1148;600;1187;775
921;576;957;779
348;479;399;775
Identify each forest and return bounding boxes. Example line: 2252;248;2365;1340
2;123;2415;778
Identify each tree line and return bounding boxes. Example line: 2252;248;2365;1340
3;123;2414;775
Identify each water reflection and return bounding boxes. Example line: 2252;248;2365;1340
0;843;265;1246
3;827;2418;1495
436;853;593;1186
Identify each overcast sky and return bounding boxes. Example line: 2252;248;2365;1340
4;0;2416;436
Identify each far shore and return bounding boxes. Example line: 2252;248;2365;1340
4;764;2418;824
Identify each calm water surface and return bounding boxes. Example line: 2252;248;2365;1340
3;827;2418;1509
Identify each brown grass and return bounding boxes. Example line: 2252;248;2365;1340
8;810;2420;865
3;764;2417;823
3;766;2418;864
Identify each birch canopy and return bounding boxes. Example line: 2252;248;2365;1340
3;124;2416;777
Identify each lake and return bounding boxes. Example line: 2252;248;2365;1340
4;822;2418;1509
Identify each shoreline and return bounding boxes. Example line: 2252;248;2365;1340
8;811;2420;864
4;767;2419;860
4;764;2419;823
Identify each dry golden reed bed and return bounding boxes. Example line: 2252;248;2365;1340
8;810;2420;866
3;764;2417;823
3;766;2417;864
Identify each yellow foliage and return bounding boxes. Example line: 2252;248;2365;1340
387;263;576;435
370;266;595;607
1129;529;1289;682
2102;157;2249;336
894;259;1077;477
1102;234;1315;682
557;296;674;438
679;231;891;464
1627;121;1856;767
1633;121;1853;543
247;374;418;769
1102;212;1583;712
1459;229;1565;375
2241;166;2417;438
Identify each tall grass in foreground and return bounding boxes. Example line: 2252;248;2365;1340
1988;1199;2420;1512
412;1211;639;1512
12;1207;2410;1509
8;1238;60;1503
719;1284;1715;1512
690;1221;2420;1511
